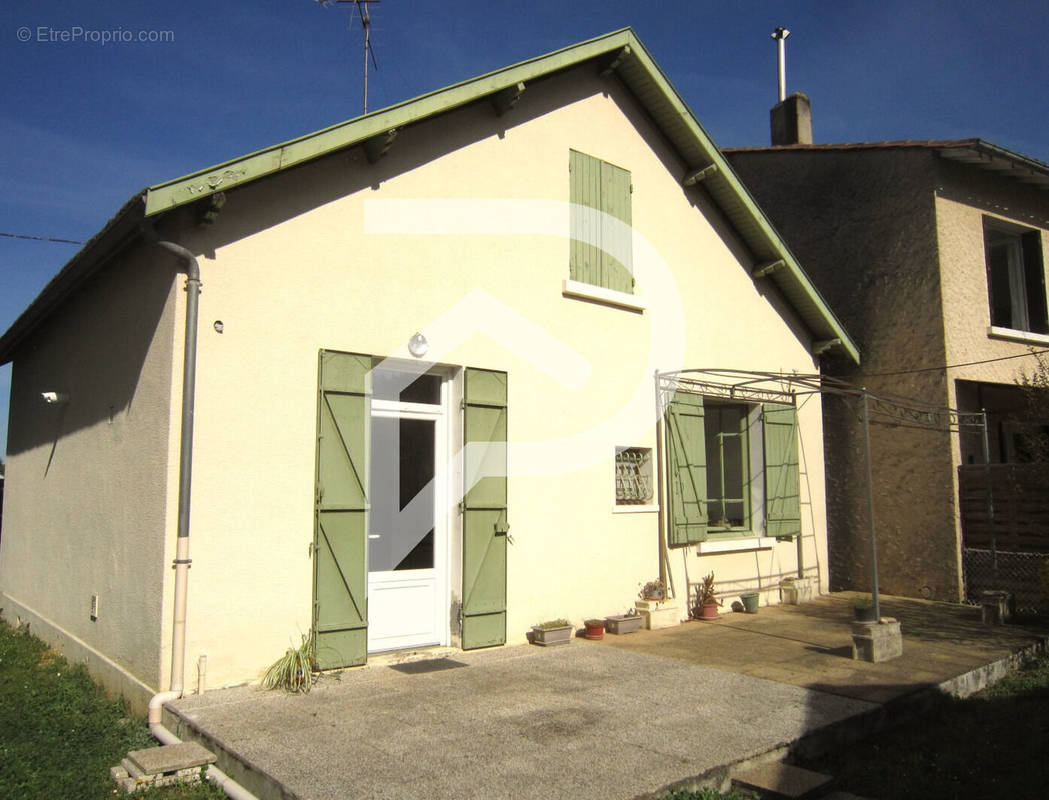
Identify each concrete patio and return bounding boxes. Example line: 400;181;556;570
163;593;1047;800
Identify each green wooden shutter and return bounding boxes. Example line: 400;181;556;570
461;368;508;649
313;350;370;668
763;403;801;538
570;150;601;286
569;150;633;293
600;160;633;294
665;391;708;545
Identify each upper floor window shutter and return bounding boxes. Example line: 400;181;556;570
763;403;801;538
665;391;708;545
570;149;633;294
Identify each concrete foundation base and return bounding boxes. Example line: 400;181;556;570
635;600;682;630
981;590;1013;625
851;618;903;663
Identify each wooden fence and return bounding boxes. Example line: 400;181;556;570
958;464;1049;553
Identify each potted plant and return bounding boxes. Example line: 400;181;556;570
853;598;877;622
583;618;605;640
639;579;666;602
604;609;643;635
532;618;573;646
740;591;760;614
693;572;721;620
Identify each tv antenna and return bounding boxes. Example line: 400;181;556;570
318;0;380;114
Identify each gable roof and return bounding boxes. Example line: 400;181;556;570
725;138;1049;193
0;28;858;365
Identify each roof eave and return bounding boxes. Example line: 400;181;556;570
0;194;146;365
5;28;859;366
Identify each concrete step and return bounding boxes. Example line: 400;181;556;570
111;741;216;794
731;761;835;799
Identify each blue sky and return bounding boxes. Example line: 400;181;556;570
2;0;1049;457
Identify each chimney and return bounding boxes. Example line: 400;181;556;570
771;92;812;146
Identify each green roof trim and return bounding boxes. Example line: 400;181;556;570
2;28;858;366
143;27;857;362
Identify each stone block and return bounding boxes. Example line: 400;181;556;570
635;601;681;630
127;741;215;775
780;577;814;605
732;761;834;799
980;590;1013;625
851;618;903;663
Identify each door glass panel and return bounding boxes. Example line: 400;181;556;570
372;369;441;405
369;417;435;571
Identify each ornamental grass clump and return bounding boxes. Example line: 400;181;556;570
262;634;315;694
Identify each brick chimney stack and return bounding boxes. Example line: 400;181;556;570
771;92;813;146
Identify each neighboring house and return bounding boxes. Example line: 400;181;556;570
726;106;1049;604
0;30;856;712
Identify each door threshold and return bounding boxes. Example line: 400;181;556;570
366;645;459;667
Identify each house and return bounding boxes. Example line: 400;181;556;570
726;99;1049;606
0;30;857;712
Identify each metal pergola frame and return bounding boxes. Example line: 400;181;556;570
655;368;993;619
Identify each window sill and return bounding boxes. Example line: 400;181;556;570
613;504;659;514
696;536;776;554
987;326;1049;346
562;279;646;312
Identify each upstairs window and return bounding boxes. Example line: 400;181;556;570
569;150;633;294
985;220;1048;335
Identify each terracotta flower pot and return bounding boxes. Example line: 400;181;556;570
583;619;605;640
699;602;718;620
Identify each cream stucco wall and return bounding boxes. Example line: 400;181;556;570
0;245;179;712
3;64;831;698
158;65;828;690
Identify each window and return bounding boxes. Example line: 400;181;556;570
985;220;1048;335
703;403;749;530
664;392;800;546
569;149;633;294
615;447;653;506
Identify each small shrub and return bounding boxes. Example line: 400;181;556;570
261;634;315;694
535;619;571;630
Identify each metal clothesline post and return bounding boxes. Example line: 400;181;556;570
861;390;881;620
980;408;999;589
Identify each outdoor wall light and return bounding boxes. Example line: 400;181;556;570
408;332;429;358
214;320;224;334
40;391;69;405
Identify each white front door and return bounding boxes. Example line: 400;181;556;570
367;370;449;652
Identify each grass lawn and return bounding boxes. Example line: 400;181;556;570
0;619;224;800
797;652;1049;799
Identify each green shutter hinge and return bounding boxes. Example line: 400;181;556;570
458;501;466;515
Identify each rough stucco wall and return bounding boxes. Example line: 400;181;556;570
729;148;962;600
935;158;1049;400
159;64;829;689
0;244;177;709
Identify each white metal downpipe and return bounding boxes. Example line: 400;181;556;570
142;230;260;800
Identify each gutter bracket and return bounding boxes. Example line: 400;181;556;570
600;45;632;76
682;164;718;186
363;129;398;164
812;338;842;356
491;82;526;116
752;259;786;279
